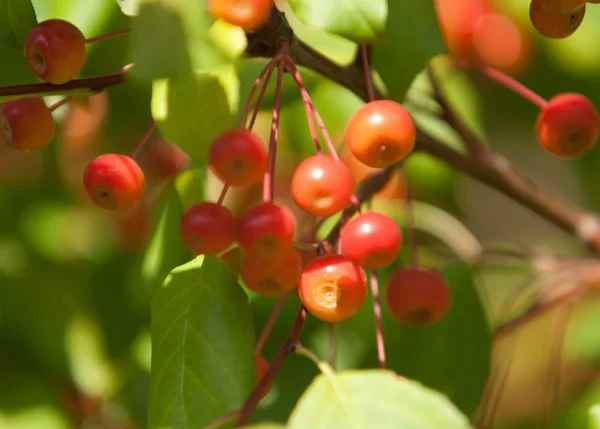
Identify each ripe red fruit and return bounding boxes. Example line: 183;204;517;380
208;0;274;31
241;246;302;296
536;93;600;158
340;211;402;269
435;0;487;57
83;154;145;211
529;0;585;39
209;129;267;187
540;0;586;13
181;202;236;255
345;100;416;168
255;354;272;399
298;254;368;323
237;202;296;256
290;154;354;217
24;19;87;85
0;97;56;151
386;267;452;327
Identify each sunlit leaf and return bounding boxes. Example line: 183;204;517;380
1;0;37;49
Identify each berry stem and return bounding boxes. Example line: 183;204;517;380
328;323;337;369
262;61;284;203
369;270;386;369
49;96;72;111
282;58;321;153
239;57;280;128
203;409;241;429
216;183;230;206
479;65;548;109
284;57;339;160
236;307;307;427
85;28;132;44
360;45;375;102
130;123;157;159
247;64;276;131
405;182;419;269
255;293;288;355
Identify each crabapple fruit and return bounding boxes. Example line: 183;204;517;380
237;202;296;256
0;97;56;151
530;0;586;39
181;202;236;255
241;246;302;296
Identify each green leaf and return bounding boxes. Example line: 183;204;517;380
148;256;255;428
116;0;139;16
243;424;286;429
382;262;492;415
287;0;387;43
151;73;234;164
130;0;239;80
287;369;472;428
373;0;446;101
1;0;37;49
175;167;208;210
590;405;600;429
141;188;190;296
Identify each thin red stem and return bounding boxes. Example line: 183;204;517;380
262;61;284;203
239;57;280;128
255;293;288;355
236;307;307;427
203;409;241;429
247;65;276;131
360;45;375;102
369;270;386;369
329;323;337;369
85;28;132;44
405;181;419;269
284;57;339;160
130;123;156;159
49;96;72;111
282;58;321;153
216;183;230;206
479;66;548;109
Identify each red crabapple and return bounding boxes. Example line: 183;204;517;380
340;211;402;269
530;0;586;39
181;202;236;255
298;254;368;323
24;19;87;85
144;137;189;178
386;267;452;327
0;97;56;151
208;0;274;31
290;154;354;217
345;100;416;168
209;129;267;187
435;0;487;58
83;154;145;211
241;246;302;296
536;93;599;158
237;202;296;256
255;354;272;399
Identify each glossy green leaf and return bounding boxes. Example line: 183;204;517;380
288;369;472;429
141;189;190;296
382;262;491;415
374;0;446;101
1;0;37;49
590;405;600;429
130;0;236;80
151;73;234;164
287;0;387;43
148;256;255;428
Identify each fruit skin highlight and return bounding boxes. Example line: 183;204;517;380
536;93;600;158
298;254;368;323
83;154;145;212
0;98;56;151
345;100;416;168
181;202;237;255
529;0;586;39
24;19;87;84
386;267;452;327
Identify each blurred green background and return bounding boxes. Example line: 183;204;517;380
2;0;600;428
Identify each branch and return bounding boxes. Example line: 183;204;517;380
244;8;600;255
0;66;131;102
236;306;307;427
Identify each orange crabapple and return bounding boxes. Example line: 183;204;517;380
180;202;237;255
0;97;56;152
208;0;274;31
237;202;296;256
241;246;302;296
530;0;586;39
298;254;368;323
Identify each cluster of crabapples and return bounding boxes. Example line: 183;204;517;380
181;101;452;328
